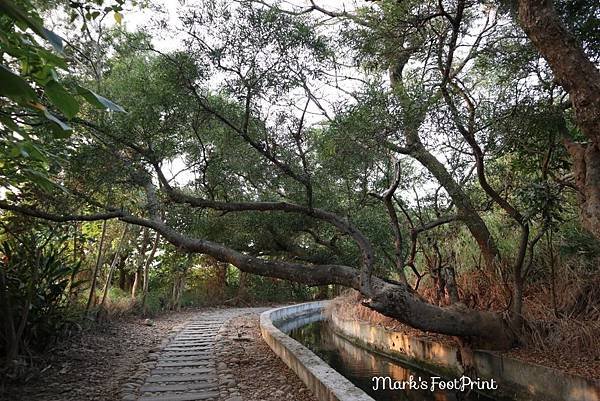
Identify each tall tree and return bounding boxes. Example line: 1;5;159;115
515;0;600;240
1;0;597;350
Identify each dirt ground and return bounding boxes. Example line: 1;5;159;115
217;314;318;401
1;310;198;401
1;308;318;401
4;302;594;401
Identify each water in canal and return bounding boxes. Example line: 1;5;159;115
287;319;499;401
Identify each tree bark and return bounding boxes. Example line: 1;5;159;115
386;47;500;273
153;165;377;295
141;232;160;316
170;263;189;311
237;271;249;302
85;219;107;313
517;0;600;240
99;224;129;309
0;197;518;348
389;136;500;272
123;212;515;348
132;227;150;299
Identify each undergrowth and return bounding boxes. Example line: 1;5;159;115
330;260;600;367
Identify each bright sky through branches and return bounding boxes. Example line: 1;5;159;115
118;1;362;187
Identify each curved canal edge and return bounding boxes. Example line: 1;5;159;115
261;301;600;401
260;301;374;401
329;308;600;401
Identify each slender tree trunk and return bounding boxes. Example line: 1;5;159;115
214;262;228;300
118;267;126;290
66;223;80;308
404;138;500;271
432;268;445;306
444;266;459;304
132;227;150;299
387;59;500;273
65;260;79;309
99;224;129;309
131;266;142;299
237;271;248;302
170;254;190;311
170;271;186;311
141;232;160;316
85;219;108;313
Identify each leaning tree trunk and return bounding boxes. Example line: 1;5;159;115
237;271;249;302
387;60;501;272
85;219;108;313
0;183;523;349
99;224;129;310
132;227;150;299
401;132;501;273
141;232;160;316
517;0;600;240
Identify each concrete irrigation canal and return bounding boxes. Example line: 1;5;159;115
261;302;600;401
118;303;599;401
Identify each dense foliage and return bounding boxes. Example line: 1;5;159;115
1;0;599;371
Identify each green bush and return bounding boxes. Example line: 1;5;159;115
0;237;83;360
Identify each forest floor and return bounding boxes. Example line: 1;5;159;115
1;309;200;401
5;301;595;401
1;306;317;401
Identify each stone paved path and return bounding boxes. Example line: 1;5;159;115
132;308;266;401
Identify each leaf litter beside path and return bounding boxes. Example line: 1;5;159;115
1;309;202;401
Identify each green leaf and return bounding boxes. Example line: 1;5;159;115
21;142;48;162
43;109;72;136
75;85;126;112
9;143;21;157
114;11;123;24
45;80;79;119
0;64;37;103
0;0;64;53
0;1;41;30
23;168;55;192
36;48;68;70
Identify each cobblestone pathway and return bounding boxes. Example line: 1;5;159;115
123;308;266;401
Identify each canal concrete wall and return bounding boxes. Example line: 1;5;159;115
330;309;600;401
260;301;375;401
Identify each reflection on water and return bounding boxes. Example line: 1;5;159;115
288;320;498;401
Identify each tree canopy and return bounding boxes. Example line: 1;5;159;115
1;0;599;352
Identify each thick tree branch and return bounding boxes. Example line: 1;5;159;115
0;198;514;345
370;160;407;282
151;163;376;295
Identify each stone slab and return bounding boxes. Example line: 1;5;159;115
146;374;216;383
140;382;217;392
138;392;219;401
